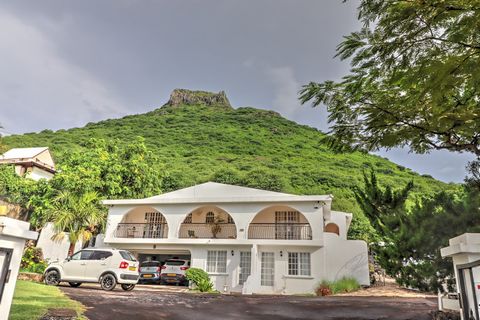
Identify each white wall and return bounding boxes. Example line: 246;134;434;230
27;167;54;181
36;223;83;262
323;233;370;286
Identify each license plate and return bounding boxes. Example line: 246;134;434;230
167;273;176;277
129;266;136;271
143;274;153;278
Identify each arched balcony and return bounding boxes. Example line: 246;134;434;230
248;205;312;240
179;206;237;239
115;206;168;239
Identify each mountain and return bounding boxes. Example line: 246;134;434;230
1;89;454;239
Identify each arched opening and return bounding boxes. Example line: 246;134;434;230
179;205;237;239
248;205;312;240
115;206;168;239
324;223;340;236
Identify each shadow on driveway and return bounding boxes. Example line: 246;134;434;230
60;285;437;320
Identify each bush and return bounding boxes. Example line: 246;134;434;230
316;277;360;296
185;267;214;292
21;246;48;274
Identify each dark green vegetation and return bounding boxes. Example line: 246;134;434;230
1;91;455;241
355;170;480;292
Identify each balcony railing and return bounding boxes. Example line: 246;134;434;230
248;223;312;240
179;223;237;239
115;223;168;238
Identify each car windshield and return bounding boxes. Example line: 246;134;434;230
165;260;185;266
141;261;160;267
120;251;137;261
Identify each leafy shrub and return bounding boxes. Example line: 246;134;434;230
21;246;48;274
185;267;214;292
316;277;360;296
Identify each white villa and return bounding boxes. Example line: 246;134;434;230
102;182;369;294
0;147;56;181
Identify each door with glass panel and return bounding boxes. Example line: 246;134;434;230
275;211;299;239
261;252;274;287
239;251;251;285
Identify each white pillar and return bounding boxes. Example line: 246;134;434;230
0;216;38;320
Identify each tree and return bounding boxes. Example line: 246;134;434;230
300;1;480;157
355;170;480;292
49;191;105;256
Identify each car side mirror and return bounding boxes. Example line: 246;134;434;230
66;256;71;262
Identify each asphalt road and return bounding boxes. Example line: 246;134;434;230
60;284;438;320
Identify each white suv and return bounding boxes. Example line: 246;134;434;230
44;248;139;291
160;259;190;285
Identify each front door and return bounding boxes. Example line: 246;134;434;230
62;250;93;280
239;251;251;285
260;252;274;287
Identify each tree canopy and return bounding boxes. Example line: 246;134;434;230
300;0;480;157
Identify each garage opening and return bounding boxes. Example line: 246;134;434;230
135;250;191;286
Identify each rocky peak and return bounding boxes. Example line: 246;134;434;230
164;89;232;109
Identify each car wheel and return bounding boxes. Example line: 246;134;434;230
68;282;82;287
121;284;135;291
44;270;61;286
100;273;117;291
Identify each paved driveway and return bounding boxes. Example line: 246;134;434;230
60;285;437;320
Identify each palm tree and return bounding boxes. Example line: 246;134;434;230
49;191;105;256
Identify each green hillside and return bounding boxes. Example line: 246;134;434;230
2;89;455;239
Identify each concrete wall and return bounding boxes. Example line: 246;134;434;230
36;223;83;262
323;233;370;286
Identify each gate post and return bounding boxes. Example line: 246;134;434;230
0;216;38;320
441;233;480;320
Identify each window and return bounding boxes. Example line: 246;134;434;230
71;250;94;260
90;251;113;260
145;211;166;224
184;213;192;224
227;215;234;224
206;250;227;273
205;211;215;224
288;252;311;276
120;251;137;261
261;252;275;286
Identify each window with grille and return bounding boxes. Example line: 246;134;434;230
206;250;227;273
239;251;251;285
227;215;234;224
288;252;311;276
145;212;166;224
184;213;192;224
261;252;275;286
205;211;215;223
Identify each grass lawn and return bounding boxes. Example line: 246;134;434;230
9;280;84;320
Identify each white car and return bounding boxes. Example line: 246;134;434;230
160;259;190;285
44;248;139;291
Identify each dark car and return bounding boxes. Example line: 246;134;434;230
138;261;162;284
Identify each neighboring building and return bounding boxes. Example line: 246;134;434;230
0;147;56;181
0;147;81;262
102;182;369;294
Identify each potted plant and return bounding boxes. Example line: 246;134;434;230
209;216;225;238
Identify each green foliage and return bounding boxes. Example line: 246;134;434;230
300;1;480;157
21;247;47;274
316;277;360;295
355;170;480;292
49;191;105;255
185;267;214;292
2;104;454;241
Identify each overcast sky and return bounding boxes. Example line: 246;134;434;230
0;0;474;183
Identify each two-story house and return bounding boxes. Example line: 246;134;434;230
102;182;369;294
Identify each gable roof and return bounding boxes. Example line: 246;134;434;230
1;147;48;160
102;182;333;205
